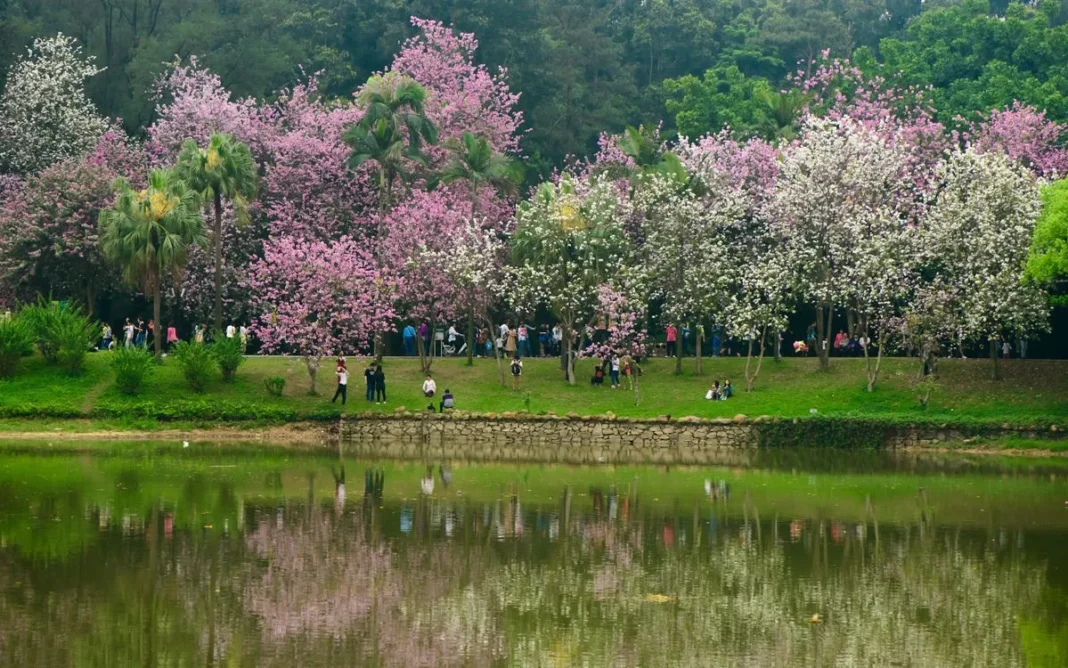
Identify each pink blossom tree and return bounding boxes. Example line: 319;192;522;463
246;236;395;394
970;102;1068;179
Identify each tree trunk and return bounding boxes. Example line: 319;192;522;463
674;325;683;375
695;325;703;375
212;194;223;334
466;309;474;367
563;326;576;385
815;302;832;371
745;326;768;392
774;329;782;362
152;285;162;360
863;326;884;392
989;339;1001;381
305;356;320;395
86;282;96;317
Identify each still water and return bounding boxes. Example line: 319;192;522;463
0;442;1066;667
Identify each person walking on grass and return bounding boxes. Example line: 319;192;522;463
510;355;523;390
123;318;135;348
332;357;348;405
100;323;113;351
166;324;178;351
622;356;634;390
364;362;376;402
609;354;621;388
374;364;387;404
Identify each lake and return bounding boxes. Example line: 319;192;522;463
0;442;1066;667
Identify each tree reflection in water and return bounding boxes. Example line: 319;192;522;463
0;457;1064;667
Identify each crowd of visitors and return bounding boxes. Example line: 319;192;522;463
95;318;248;353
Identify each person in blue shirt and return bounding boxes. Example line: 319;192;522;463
402;323;417;356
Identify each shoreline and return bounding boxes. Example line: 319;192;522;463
0;417;1065;458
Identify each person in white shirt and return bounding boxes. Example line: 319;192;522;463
331;359;348;405
123;319;136;347
422;374;437;397
447;325;459;342
226;324;236;339
238;325;248;350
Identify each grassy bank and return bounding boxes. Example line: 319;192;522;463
1;353;1066;430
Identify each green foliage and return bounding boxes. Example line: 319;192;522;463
0;315;35;378
755;417;889;449
108;346;154;395
264;376;286;397
210;333;245;383
664;65;775;139
1028;177;1068;305
18;299;96;372
53;310;97;376
170;341;217;393
19;299;65;363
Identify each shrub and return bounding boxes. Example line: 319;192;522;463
211;333;245;382
19;299;64;362
264;376;286;397
20;299;96;371
0;315;35;378
171;340;217;393
109;345;154;395
54;312;98;375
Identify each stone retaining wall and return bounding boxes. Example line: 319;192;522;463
338;413;1058;464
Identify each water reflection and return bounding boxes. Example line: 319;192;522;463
0;448;1065;667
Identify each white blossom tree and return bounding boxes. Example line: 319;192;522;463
0;35;108;174
425;220;512;385
511;174;632;384
635;174;739;375
924;147;1049;380
768;117;916;372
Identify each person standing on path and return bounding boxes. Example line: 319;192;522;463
374;365;387;404
510;355;523;390
166;324;179;351
123;319;135;348
331;358;348;405
364;363;376;402
418;321;430;356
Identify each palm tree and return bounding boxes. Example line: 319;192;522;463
757;88;809;141
345;74;438;212
441;131;520;366
99;169;208;359
175;133;257;333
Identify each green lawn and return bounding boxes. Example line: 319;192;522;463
1;351;1066;428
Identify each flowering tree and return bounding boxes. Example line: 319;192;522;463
971;102;1068;179
247;236;394;393
425;220;512;384
392;17;523;158
512;174;632;384
634;174;738;375
768;117;916;372
582;282;649;404
0;35;108;174
0;159;118;313
923;147;1049;380
381;188;470;372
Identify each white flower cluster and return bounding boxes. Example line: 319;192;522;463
0;35;108;174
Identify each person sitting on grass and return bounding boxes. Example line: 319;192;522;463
422;374;436;398
439;389;455;412
592;365;605;386
706;381;721;401
722;380;732;399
